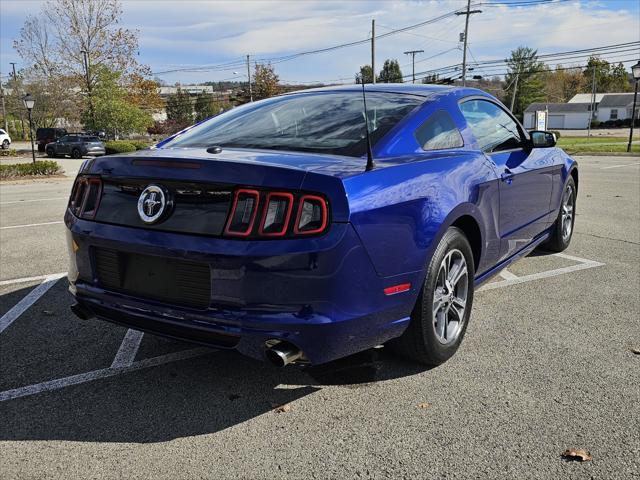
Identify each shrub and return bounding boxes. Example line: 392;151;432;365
0;148;17;157
105;141;137;154
130;140;151;150
0;160;62;179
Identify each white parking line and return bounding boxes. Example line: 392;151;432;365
601;162;640;170
110;329;145;368
0;274;66;334
0;221;64;230
498;269;519;281
0;272;67;287
0;347;214;402
0;196;67;205
479;254;604;292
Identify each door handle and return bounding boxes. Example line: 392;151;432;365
500;169;514;184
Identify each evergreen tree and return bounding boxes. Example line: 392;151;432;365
378;59;403;83
355;65;374;84
194;92;216;122
503;46;546;119
166;87;193;126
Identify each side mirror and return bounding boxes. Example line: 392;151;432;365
530;130;556;148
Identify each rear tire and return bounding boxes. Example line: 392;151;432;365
544;177;576;252
71;148;82;159
389;227;475;366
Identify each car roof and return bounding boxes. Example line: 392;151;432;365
282;83;491;101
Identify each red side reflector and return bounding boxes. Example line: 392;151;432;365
383;283;411;296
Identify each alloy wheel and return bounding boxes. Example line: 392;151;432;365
432;249;468;345
561;184;574;242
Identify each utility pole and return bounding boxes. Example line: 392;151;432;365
404;50;424;84
246;55;253;102
510;71;519;112
10;62;26;139
0;75;7;133
371;19;376;84
587;65;597;137
456;0;481;87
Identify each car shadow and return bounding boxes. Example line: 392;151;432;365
0;329;430;444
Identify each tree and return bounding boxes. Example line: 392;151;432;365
194;92;216;122
165;88;193;127
127;73;163;113
540;66;585;103
583;57;632;93
355;65;374;84
83;67;152;138
253;63;279;100
378;59;403;83
503;46;546;118
14;0;149;128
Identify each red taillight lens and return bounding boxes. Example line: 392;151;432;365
294;195;328;235
223;188;329;239
259;192;293;236
68;176;102;219
224;189;260;236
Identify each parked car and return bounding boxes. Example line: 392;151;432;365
65;84;578;368
36;127;68;152
46;134;106;158
0;129;11;149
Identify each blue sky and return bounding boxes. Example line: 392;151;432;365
1;0;639;85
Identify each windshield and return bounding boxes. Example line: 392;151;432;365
162;92;424;157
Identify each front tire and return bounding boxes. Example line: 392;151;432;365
1;140;9;149
389;227;475;366
544;177;576;252
46;147;56;158
71;148;82;159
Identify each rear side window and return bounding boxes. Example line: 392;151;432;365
460;99;523;153
414;110;463;151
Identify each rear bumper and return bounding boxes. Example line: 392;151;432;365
65;213;421;364
84;147;106;156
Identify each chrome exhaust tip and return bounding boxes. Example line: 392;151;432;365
265;342;304;367
70;302;94;321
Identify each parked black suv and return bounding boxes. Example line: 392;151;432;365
45;134;106;159
36;128;68;152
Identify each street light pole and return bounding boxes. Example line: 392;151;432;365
22;93;36;165
627;61;640;153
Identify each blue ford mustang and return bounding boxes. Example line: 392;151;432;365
65;84;578;367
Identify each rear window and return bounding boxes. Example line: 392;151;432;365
82;136;101;142
163;92;424;157
415;110;463;151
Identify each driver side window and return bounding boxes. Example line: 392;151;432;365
460;99;523;153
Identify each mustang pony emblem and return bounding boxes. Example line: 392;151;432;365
137;185;168;224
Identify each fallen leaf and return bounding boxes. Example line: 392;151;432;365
228;394;241;401
561;448;593;462
42;310;54;316
271;402;291;413
631;348;640;355
417;402;431;409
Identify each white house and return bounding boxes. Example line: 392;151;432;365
524;92;638;129
523;102;591;129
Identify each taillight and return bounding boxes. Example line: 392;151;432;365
224;188;329;239
224;189;260;236
294;195;328;235
259;192;293;236
68;175;102;219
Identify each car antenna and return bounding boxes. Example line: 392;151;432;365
361;82;375;171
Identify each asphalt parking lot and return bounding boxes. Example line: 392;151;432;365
0;155;638;479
